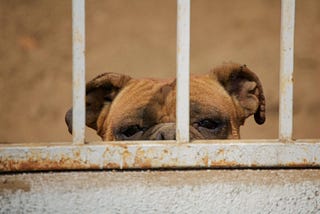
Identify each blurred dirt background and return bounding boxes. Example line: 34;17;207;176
0;0;319;143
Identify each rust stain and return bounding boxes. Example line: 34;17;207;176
0;157;101;172
113;143;128;149
134;148;152;168
216;149;225;156
285;160;317;168
140;159;152;169
250;162;259;168
72;149;81;159
210;160;241;168
156;149;169;162
202;155;209;166
103;162;120;168
121;149;131;168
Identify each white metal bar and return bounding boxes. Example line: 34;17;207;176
72;0;86;144
279;0;295;141
176;0;190;143
1;140;320;172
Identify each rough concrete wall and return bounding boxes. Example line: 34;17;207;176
1;170;320;213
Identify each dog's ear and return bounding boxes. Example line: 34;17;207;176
211;63;266;125
65;73;132;134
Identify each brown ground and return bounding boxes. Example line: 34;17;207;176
0;0;319;143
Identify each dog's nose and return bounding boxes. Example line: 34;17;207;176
150;123;176;140
155;131;176;140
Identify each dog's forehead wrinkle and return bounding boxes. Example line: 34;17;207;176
190;77;235;115
190;101;229;120
116;80;164;105
107;80;172;131
142;83;176;124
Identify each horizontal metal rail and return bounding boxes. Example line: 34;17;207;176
1;140;319;172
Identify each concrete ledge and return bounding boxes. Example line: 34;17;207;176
1;170;320;213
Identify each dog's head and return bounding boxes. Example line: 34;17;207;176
65;63;265;140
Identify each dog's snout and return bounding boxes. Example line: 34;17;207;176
150;123;176;140
149;123;205;140
154;130;176;140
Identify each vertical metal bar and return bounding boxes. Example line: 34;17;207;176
176;0;190;143
279;0;295;141
72;0;86;144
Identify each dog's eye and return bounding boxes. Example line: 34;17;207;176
121;125;143;137
198;119;221;130
194;118;229;139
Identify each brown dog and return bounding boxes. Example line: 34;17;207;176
65;63;265;141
